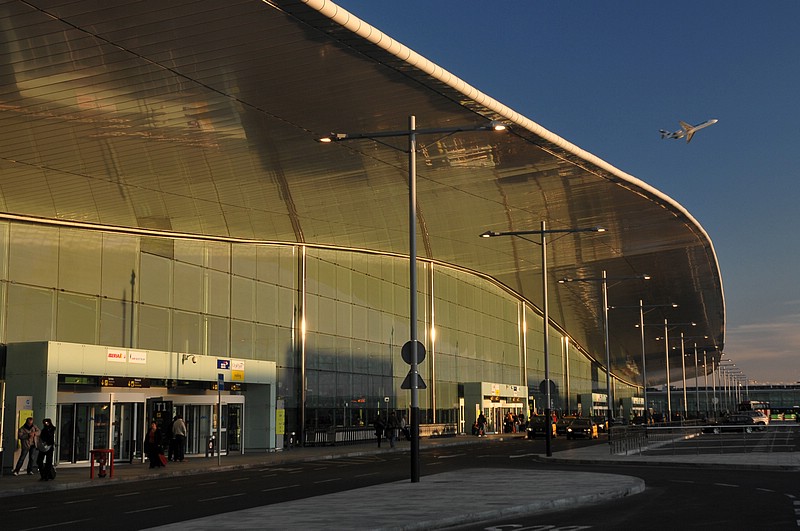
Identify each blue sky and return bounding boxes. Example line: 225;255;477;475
332;1;800;384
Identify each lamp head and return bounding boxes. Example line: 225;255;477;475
488;120;508;132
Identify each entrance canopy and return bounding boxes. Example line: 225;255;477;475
0;0;724;384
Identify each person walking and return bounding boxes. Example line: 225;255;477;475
386;411;400;448
373;414;386;448
13;417;39;476
144;421;165;468
171;414;187;462
36;418;56;481
477;413;487;437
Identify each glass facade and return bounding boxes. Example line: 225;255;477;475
0;220;639;436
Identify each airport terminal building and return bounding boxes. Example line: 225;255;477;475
0;0;724;467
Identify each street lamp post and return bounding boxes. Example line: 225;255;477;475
612;301;678;423
559;272;650;423
480;222;604;457
319;116;506;483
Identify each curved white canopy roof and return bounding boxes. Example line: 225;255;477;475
0;0;724;384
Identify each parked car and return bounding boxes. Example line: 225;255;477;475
703;414;767;434
742;410;769;425
526;416;556;439
566;418;599;439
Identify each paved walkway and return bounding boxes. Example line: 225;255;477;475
1;434;796;530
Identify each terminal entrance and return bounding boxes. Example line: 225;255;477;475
57;400;144;464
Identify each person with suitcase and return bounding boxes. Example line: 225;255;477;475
37;418;56;481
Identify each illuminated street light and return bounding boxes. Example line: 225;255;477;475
480;223;605;456
558;272;650;423
319;116;506;483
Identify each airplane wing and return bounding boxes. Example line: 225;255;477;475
678;120;692;132
685;130;696;143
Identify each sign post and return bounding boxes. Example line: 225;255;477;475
217;373;223;466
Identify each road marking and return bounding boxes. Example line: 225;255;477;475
115;492;140;497
199;493;245;502
231;477;250;482
794;500;800;505
714;483;739;488
261;473;277;478
509;453;536;459
314;478;341;484
10;506;37;512
436;453;465;459
64;499;93;505
261;484;300;492
757;488;775;493
125;505;172;514
198;481;217;486
670;480;695;484
355;472;378;477
158;486;180;491
21;518;91;530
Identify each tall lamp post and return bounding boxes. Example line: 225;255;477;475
613;301;678;423
558;272;650;423
319;116;507;482
480;222;605;457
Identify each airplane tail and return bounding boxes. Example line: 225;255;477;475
659;129;669;139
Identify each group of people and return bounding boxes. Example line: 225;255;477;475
13;416;57;481
373;411;409;448
144;414;188;469
13;413;187;477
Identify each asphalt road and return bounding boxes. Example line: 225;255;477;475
2;433;798;530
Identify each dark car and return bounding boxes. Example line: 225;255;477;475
592;416;609;432
566;418;599;439
526;416;556;439
555;416;576;435
703;414;766;434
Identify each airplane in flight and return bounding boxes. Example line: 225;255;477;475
660;119;718;143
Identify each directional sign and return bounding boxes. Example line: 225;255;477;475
217;373;225;391
401;340;427;365
401;371;427;390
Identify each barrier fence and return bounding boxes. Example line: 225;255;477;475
303;423;457;447
609;422;794;455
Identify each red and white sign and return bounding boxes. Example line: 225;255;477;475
107;349;127;363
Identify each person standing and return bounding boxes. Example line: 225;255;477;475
477;413;487;437
13;417;39;476
36;418;56;481
386;411;400;448
171;414;187;462
373;414;385;448
144;421;165;468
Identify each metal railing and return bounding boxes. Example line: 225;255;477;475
609;422;794;455
303;423;457;447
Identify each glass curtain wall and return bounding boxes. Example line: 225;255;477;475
0;220;639;438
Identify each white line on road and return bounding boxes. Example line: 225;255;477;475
231;477;250;482
198;493;245;502
115;492;140;497
10;506;37;512
757;488;775;493
63;499;93;505
436;453;465;459
313;478;341;484
261;484;300;492
158;486;180;491
355;472;378;477
261;473;277;478
714;483;739;488
509;453;537;458
198;481;217;486
22;518;91;530
125;505;172;514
